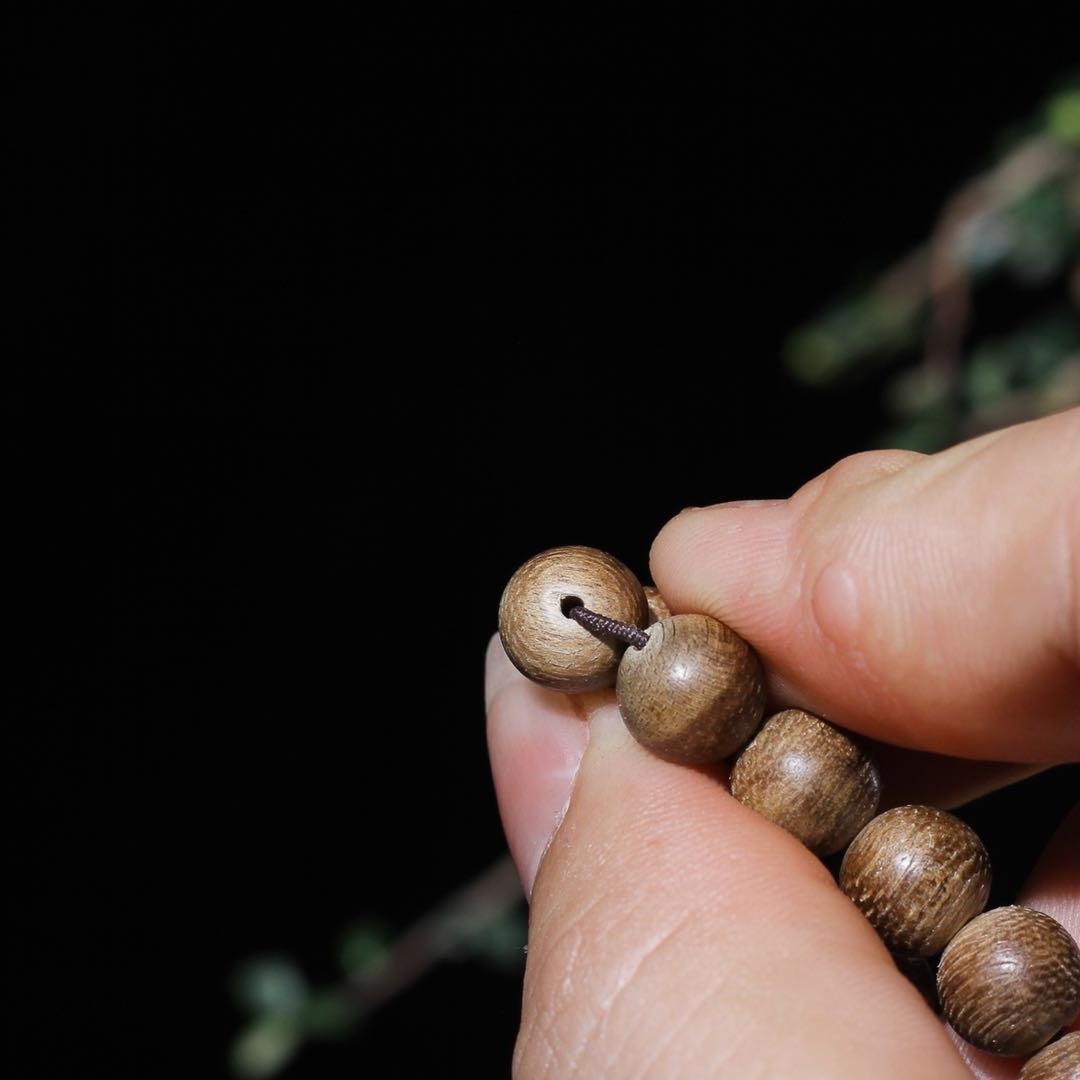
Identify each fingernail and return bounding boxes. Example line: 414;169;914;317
581;692;635;753
486;637;589;896
711;499;786;510
675;500;786;524
485;633;519;709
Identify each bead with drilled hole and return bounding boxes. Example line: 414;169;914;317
499;546;648;693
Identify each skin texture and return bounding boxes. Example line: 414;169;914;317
648;409;1080;764
486;408;1080;1078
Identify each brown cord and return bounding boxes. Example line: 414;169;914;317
568;605;650;650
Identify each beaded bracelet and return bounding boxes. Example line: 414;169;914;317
498;545;1080;1068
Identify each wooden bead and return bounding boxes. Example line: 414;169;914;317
938;906;1080;1057
616;613;765;763
839;805;991;956
643;585;672;625
498;546;648;693
729;709;880;856
1019;1033;1080;1079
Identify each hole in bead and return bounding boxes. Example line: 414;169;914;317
560;595;584;618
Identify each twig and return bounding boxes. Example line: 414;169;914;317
923;136;1074;381
342;855;523;1018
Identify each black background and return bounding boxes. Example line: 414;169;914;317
17;9;1080;1078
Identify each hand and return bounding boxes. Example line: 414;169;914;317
486;407;1080;1078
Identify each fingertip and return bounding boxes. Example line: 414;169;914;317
649;422;1080;762
485;640;589;896
649;499;794;639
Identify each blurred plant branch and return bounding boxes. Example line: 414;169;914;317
230;857;523;1078
786;80;1080;450
229;77;1080;1080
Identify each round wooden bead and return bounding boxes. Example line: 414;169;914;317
498;546;648;693
729;709;880;856
616;613;765;763
1019;1033;1080;1080
938;906;1080;1057
643;585;672;625
839;805;991;956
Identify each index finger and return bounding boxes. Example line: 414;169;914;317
650;408;1080;763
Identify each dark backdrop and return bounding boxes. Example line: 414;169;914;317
19;9;1080;1078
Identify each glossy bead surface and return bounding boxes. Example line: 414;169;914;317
730;709;880;856
839;805;991;956
499;546;648;692
1019;1032;1080;1079
616;613;765;763
938;906;1080;1057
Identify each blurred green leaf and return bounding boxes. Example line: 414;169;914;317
965;350;1011;406
1039;358;1080;410
965;312;1080;401
785;294;920;384
785;326;848;384
885;366;952;417
232;957;309;1017
302;990;359;1040
1047;88;1080;145
460;903;527;971
879;403;960;452
956;210;1012;273
231;1015;301;1079
1004;181;1074;284
338;921;390;978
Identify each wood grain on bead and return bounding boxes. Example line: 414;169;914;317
729;709;880;856
938;906;1080;1057
1019;1033;1080;1079
643;585;671;625
839;805;991;956
498;546;648;693
616;613;765;763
